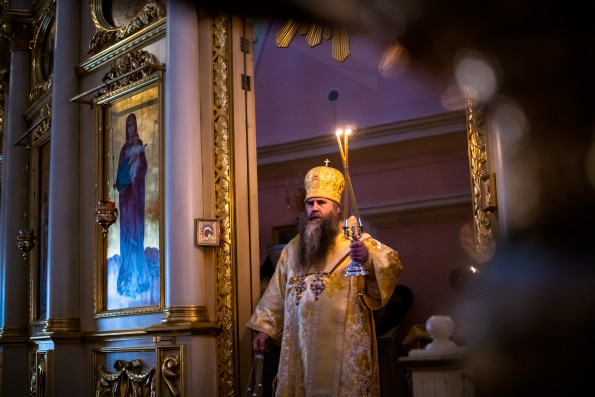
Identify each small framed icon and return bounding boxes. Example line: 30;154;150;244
196;218;220;246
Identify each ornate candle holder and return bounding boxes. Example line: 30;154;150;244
343;218;368;276
17;229;36;260
95;200;118;238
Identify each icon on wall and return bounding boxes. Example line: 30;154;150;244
196;218;220;246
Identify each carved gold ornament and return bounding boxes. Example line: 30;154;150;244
30;0;55;104
161;356;181;396
465;99;496;264
211;14;238;397
96;359;155;397
0;8;34;52
89;0;166;54
29;351;47;397
98;49;162;96
30;100;52;145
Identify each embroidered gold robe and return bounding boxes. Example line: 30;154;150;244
247;228;402;396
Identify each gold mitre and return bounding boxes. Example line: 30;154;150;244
304;165;345;204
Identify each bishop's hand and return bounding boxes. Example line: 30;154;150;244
349;240;369;263
253;332;270;353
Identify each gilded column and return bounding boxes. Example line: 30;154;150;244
0;7;33;397
44;0;81;334
162;0;209;323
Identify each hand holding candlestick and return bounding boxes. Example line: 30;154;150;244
343;217;369;276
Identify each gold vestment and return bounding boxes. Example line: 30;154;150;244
247;228;402;396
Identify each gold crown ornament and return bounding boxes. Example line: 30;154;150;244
304;165;345;204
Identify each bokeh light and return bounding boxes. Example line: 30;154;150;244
455;50;501;103
379;41;410;78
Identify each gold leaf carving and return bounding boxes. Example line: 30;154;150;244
98;49;160;95
31;101;52;145
89;0;166;54
212;14;237;397
162;356;181;396
0;9;34;52
29;79;52;104
466;99;496;263
29;351;47;397
29;0;55;104
96;360;155;397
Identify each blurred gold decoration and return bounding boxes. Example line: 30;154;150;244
17;229;36;259
94;200;118;238
466;99;496;263
402;324;431;348
276;19;354;62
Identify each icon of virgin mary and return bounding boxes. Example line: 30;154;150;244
115;112;149;297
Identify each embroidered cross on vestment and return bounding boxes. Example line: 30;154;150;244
295;274;307;305
310;272;326;300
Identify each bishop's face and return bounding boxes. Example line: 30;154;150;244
298;197;342;270
305;197;340;222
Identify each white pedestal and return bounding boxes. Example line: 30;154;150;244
399;315;475;397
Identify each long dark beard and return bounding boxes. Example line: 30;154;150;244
297;209;342;272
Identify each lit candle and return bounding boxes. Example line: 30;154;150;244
336;129;345;162
344;128;350;164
